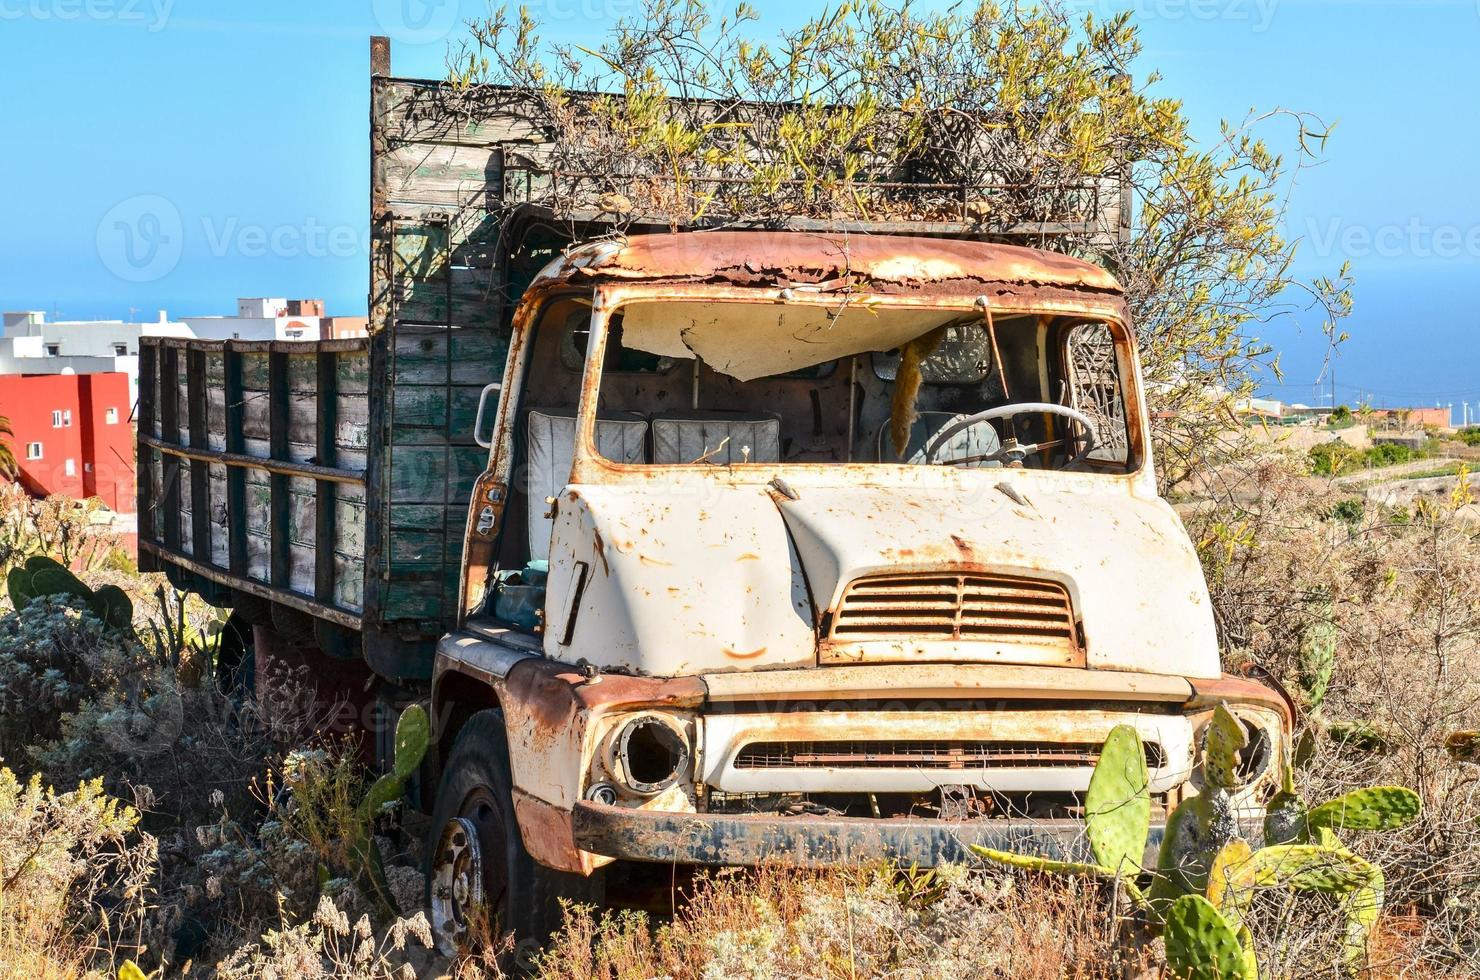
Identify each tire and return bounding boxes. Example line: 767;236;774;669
425;709;602;957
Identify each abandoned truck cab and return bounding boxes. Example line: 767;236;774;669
425;231;1292;943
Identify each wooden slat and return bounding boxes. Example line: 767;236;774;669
137;435;365;485
139;539;363;632
159;345;182;551
315;350;339;605
187;348;211;563
224;346;248;577
268;351;291;589
136;343;157;550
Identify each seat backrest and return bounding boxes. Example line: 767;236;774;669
650;411;783;465
877;411;1002;467
525;409;648;560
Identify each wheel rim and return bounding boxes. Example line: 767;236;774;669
430;816;482;955
429;788;510;955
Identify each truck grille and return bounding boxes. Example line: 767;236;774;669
733;739;1165;770
828;573;1079;647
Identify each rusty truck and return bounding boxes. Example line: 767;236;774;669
136;38;1293;948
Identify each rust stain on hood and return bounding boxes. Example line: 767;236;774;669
539;231;1123;295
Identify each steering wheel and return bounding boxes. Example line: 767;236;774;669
923;402;1098;469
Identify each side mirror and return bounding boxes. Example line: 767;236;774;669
472;383;502;449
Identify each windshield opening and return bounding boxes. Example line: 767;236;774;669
586;298;1135;473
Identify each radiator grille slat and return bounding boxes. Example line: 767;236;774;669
830;572;1079;647
734;739;1166;771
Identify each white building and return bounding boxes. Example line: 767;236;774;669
1;299;333;408
181;297;324;342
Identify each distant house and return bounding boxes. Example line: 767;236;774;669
0;371;135;512
181;297;331;343
1368;407;1451;430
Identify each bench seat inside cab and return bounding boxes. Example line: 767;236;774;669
523;408;782;562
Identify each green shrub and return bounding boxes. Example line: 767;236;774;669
0;599;148;766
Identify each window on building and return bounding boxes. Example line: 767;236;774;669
45;344;60;356
113;343;128;356
51;410;72;428
25;443;42;460
63;459;75;477
105;407;119;424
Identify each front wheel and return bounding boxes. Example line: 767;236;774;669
425;709;602;958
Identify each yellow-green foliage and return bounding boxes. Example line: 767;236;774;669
447;0;1352;495
0;768;141;919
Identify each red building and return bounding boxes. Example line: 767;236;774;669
0;372;135;512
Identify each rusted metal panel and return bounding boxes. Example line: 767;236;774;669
573;801;1166;869
537;231;1123;296
700;662;1194;703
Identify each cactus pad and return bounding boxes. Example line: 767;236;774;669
88;584;134;632
1202;704;1248;791
1235;844;1376;895
391;703;430;779
1085;724;1151;875
1306;786;1420;833
1298;599;1337;710
1206;839;1254;927
6;565;36;610
1163;894;1254;980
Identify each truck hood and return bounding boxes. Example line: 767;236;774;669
543;479;1220;680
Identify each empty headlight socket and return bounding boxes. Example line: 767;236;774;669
607;713;691;796
1194;710;1279;791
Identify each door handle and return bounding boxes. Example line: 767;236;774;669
473;383;502;448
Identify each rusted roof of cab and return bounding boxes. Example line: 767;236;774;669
538;231;1123;295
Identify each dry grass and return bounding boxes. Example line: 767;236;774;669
535;864;1151;980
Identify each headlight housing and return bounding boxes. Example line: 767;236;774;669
603;712;692;797
1193;705;1282;799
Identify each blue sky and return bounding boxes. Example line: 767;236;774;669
1;0;1477;415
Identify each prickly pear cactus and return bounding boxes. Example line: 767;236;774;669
352;704;431;913
1306;786;1420;833
1163;894;1254;980
1234;844;1376;894
1298;598;1337;711
1202;703;1248;791
1205;839;1254;927
359;703;430;820
1343;863;1385;964
7;555;133;632
88;583;134;632
1085;724;1150;875
1154;790;1239;903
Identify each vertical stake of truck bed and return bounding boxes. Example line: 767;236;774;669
187;348;211;560
268;350;291;591
314;351;339;606
137;343;157;546
224;344;248;577
159;344;182;551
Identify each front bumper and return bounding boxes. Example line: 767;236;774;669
574;800;1166;868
